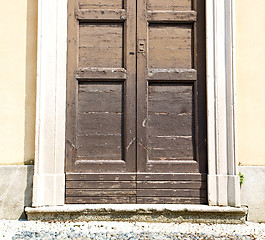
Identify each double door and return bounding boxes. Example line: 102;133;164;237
66;0;207;204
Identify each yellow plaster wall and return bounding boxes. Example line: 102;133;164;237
0;0;264;166
236;0;265;166
0;0;37;165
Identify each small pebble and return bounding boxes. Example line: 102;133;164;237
0;220;264;239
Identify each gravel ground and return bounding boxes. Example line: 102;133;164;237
0;220;265;240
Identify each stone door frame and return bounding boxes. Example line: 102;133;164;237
33;0;240;207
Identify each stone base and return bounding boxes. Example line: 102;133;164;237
26;204;247;224
0;165;34;219
239;166;265;222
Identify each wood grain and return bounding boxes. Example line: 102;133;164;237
77;9;126;21
137;189;206;197
77;82;123;160
137;197;207;204
66;0;207;204
147;69;197;81
136;173;207;181
148;24;193;69
148;83;194;160
147;0;192;11
78;82;123;112
147;11;196;23
77;68;127;80
66;181;136;189
66;173;136;181
137;181;206;189
148;83;193;113
79;0;123;9
79;23;124;68
66;196;136;204
66;0;79;173
66;189;136;196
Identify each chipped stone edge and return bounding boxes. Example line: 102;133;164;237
26;205;248;224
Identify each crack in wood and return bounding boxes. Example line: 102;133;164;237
137;139;149;152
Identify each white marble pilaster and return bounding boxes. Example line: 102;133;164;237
33;0;67;206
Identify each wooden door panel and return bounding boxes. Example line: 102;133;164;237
77;82;123;161
66;0;136;203
148;24;193;68
136;173;206;204
79;23;124;68
148;83;194;161
66;173;136;204
136;0;206;203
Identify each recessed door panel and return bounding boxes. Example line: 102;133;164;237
77;82;124;161
79;23;124;68
148;83;194;161
148;24;193;69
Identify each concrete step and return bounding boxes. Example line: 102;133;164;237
26;204;248;224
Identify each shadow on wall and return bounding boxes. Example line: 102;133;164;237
21;0;38;219
24;0;38;165
20;166;34;219
0;166;33;220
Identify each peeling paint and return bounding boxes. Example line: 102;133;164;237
126;138;136;151
142;118;147;127
157;135;192;139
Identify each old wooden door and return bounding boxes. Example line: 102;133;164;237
66;0;207;204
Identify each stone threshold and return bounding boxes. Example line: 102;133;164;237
26;204;248;224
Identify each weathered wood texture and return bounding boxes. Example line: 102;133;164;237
136;173;206;181
65;173;207;204
77;82;123;160
147;11;197;23
136;173;207;204
148;83;194;160
66;0;137;203
66;173;137;204
79;0;123;9
136;0;206;179
147;0;192;11
66;197;136;204
66;0;207;204
77;9;127;21
66;173;136;181
147;69;197;81
77;68;127;80
79;23;124;68
148;24;193;69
